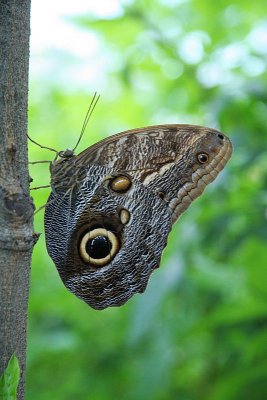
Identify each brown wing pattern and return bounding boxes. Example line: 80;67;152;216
45;124;232;309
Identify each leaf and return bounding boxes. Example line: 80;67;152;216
0;354;20;400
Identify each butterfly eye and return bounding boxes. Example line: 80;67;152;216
79;228;120;266
197;152;209;164
110;175;132;193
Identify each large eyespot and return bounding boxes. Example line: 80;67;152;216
109;175;132;193
79;228;120;267
197;152;209;164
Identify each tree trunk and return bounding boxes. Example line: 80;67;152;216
0;1;33;399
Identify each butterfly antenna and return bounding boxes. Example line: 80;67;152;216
30;185;51;190
27;134;58;154
72;92;100;152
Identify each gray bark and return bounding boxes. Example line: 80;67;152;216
0;1;33;399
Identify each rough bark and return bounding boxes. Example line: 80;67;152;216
0;1;33;399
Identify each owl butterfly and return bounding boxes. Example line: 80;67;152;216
44;123;232;310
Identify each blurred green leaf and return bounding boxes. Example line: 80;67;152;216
0;354;20;400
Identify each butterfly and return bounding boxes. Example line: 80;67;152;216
43;109;232;310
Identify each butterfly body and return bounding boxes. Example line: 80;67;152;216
44;124;232;310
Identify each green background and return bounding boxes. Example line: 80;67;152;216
27;1;267;399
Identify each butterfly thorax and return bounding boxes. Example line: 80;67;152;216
50;150;87;193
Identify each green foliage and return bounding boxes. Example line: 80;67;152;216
0;354;20;400
27;1;267;399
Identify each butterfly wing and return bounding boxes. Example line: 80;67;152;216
44;124;232;310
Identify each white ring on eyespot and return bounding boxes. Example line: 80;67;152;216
79;228;119;266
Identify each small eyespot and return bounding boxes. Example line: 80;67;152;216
79;228;120;267
109;175;132;193
197;152;209;164
217;133;224;140
119;209;130;225
158;191;166;200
